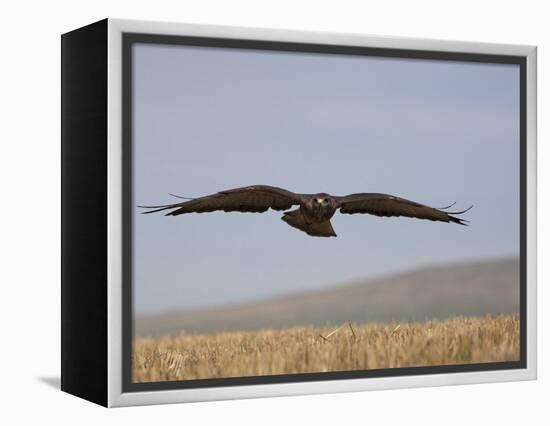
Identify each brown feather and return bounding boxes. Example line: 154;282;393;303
336;193;471;225
281;209;337;237
139;185;301;216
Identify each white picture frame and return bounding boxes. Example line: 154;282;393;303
61;18;537;407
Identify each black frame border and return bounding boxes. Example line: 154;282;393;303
61;19;109;406
122;33;527;393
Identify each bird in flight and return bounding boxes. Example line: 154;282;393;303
139;185;472;238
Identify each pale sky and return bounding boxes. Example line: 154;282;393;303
132;43;520;314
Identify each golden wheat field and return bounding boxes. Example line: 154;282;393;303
132;313;519;383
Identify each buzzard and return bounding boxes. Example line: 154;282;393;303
139;185;472;238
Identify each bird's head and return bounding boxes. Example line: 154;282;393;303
313;194;332;208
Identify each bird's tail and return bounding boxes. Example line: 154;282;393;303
282;209;337;237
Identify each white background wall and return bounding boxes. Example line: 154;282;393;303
0;0;546;424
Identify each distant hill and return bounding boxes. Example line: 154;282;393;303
135;257;520;337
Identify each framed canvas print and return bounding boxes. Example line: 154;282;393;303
61;18;537;407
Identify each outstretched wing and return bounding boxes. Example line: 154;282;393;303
139;185;302;216
336;193;472;225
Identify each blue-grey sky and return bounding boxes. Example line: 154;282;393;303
133;43;519;315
